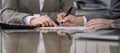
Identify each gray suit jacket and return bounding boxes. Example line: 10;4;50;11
0;0;74;53
85;0;120;21
1;0;74;24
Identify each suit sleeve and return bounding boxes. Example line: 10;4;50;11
0;0;30;24
61;0;75;15
85;0;120;21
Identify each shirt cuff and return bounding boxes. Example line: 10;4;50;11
24;14;40;25
82;16;87;24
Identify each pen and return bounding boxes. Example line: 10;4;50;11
61;7;73;24
61;7;73;40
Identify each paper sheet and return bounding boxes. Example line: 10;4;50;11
36;26;90;32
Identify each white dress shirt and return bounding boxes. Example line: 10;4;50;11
24;0;44;25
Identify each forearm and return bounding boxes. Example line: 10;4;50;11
85;0;120;21
1;0;31;24
1;9;30;24
85;12;110;21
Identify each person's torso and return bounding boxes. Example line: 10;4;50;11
18;0;61;14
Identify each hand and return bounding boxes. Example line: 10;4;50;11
57;13;84;26
30;15;57;27
84;19;113;30
57;12;66;23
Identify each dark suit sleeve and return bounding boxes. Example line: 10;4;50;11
0;0;30;24
85;0;120;21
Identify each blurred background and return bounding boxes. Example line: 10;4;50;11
0;0;110;10
73;0;111;15
0;0;1;9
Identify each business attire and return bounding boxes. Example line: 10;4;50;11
0;0;74;53
84;0;120;53
84;0;120;29
85;0;120;21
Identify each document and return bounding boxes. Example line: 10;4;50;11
36;26;90;32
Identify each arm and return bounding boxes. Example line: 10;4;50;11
0;0;31;24
85;0;120;21
60;0;75;15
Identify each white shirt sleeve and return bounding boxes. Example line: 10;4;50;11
24;14;41;25
24;16;35;25
82;16;87;24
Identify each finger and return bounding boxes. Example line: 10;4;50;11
62;17;70;22
85;21;94;27
57;13;66;18
39;19;46;27
86;19;107;26
95;24;109;30
46;19;54;27
57;17;63;23
85;19;97;25
41;23;45;27
51;21;57;27
89;24;105;30
43;18;51;26
44;15;57;27
85;21;100;27
63;22;70;26
89;25;95;29
44;15;55;27
47;19;55;27
57;13;66;22
84;23;91;27
63;22;73;26
47;20;53;27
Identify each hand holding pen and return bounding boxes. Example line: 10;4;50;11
57;7;73;26
57;7;73;40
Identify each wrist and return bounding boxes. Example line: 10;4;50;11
25;16;36;25
29;17;36;26
23;14;41;25
108;20;114;28
77;16;84;26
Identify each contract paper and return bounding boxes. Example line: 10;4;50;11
36;26;90;32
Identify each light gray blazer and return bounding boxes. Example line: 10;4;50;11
1;0;74;24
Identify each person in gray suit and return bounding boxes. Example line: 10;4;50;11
0;0;74;53
57;0;120;30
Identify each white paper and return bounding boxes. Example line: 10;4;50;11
36;26;90;32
